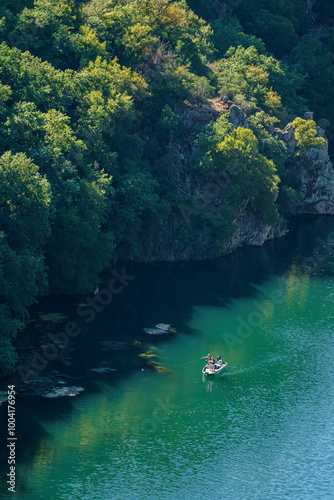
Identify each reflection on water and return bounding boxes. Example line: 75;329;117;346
285;262;311;310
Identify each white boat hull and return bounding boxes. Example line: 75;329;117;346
202;362;228;376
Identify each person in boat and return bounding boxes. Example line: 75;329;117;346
217;355;223;366
202;353;214;371
203;353;213;365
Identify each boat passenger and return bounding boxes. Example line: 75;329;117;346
202;353;212;364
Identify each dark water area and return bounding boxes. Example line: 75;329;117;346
1;215;334;499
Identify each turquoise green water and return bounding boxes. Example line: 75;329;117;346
1;217;334;499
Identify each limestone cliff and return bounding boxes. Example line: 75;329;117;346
230;209;286;249
276;118;334;214
127;105;334;262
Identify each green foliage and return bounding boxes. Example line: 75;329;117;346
0;336;18;376
248;112;286;174
277;185;303;216
0;82;11;118
0;153;51;322
110;170;161;257
193;115;280;225
81;0;214;69
11;0;81;69
46;177;116;293
291;118;327;153
77;25;108;69
0;303;22;377
122;23;156;64
194;114;233;175
287;35;334;145
0;152;51;250
211;16;266;58
235;0;310;57
156;105;185;142
199;206;235;259
215;128;280;209
216;45;304;117
244;12;299;58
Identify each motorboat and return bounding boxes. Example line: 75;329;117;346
202;361;228;376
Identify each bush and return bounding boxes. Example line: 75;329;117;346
291;118;327;153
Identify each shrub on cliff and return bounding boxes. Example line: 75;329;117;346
193;115;280;224
291;118;327;154
216;45;304;118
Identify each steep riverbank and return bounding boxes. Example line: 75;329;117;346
127;108;334;262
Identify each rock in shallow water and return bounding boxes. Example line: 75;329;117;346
90;367;117;373
43;386;84;398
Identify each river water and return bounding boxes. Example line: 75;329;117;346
1;216;334;499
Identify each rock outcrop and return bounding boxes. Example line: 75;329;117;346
230;209;285;249
126;101;334;262
277;123;334;214
275;123;297;156
299;147;334;214
229;104;249;129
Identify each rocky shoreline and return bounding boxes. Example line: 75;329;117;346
0;319;170;401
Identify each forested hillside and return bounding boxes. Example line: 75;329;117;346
0;0;333;375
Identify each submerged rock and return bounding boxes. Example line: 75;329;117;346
39;313;68;323
139;353;159;359
90;367;117;373
143;328;174;335
143;324;176;335
145;361;171;375
43;386;84;398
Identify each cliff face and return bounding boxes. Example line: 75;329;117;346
128;107;334;262
298;138;334;214
276;120;334;215
230;209;286;249
230;119;334;253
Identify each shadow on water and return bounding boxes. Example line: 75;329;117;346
1;214;334;496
